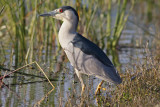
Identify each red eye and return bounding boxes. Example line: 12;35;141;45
59;9;63;13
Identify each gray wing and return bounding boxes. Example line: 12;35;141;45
71;33;113;67
70;33;122;84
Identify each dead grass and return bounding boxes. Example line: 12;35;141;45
100;44;160;107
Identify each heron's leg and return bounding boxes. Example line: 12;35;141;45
95;80;104;95
75;69;85;95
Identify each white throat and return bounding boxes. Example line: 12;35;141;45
59;19;77;34
58;19;78;48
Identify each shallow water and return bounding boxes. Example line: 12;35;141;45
0;27;149;107
0;2;158;106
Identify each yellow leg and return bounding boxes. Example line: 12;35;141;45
81;84;85;95
75;69;85;95
95;80;104;95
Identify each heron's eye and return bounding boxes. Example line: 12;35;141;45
59;9;63;13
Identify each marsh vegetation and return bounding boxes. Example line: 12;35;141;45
0;0;160;106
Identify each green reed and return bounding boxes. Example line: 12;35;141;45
1;0;159;67
0;0;160;106
1;0;132;67
106;0;134;48
0;6;5;15
1;0;28;67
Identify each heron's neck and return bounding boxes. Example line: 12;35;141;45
58;19;78;48
59;20;78;35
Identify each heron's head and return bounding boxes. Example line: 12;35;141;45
40;6;79;23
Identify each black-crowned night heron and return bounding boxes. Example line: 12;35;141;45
40;6;122;95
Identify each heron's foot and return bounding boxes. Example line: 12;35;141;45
95;81;104;95
102;88;106;91
81;85;85;95
95;84;102;95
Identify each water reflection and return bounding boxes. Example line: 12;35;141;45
0;5;155;106
0;29;147;106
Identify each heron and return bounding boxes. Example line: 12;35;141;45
40;6;122;95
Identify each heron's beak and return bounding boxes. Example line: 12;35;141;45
39;10;57;17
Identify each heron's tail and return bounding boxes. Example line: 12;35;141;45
103;67;122;84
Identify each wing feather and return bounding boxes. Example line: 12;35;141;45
71;33;114;67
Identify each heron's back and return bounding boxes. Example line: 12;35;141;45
64;43;122;84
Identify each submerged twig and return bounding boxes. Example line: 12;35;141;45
34;88;55;107
0;70;8;88
34;61;55;89
0;62;35;80
0;61;55;105
0;67;57;81
0;61;55;88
